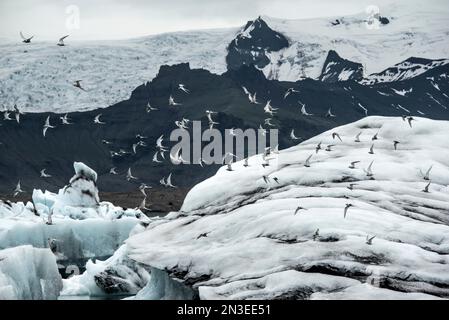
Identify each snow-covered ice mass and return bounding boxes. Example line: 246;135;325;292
1;0;449;303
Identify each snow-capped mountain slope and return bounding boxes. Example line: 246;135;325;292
0;162;146;270
262;2;449;81
1;1;448;113
226;17;289;71
127;116;449;299
61;244;151;297
0;28;236;113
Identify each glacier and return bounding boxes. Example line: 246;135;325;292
126;116;449;299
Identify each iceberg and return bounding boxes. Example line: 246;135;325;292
0;162;148;282
0;245;63;300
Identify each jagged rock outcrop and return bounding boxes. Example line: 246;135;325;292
319;50;364;83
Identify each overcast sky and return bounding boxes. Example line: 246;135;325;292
0;0;444;40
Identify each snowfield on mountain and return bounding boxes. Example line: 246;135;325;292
126;116;449;299
261;2;449;81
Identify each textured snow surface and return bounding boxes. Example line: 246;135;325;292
127;116;449;299
0;245;63;300
262;2;449;81
362;58;449;84
28;161;143;220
